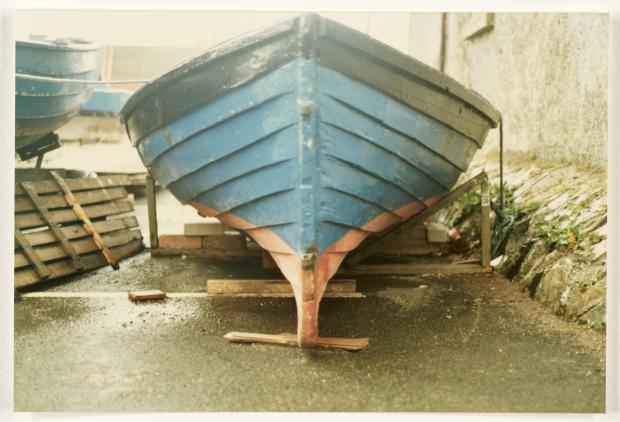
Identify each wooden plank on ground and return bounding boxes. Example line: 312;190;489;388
14;175;131;196
15;216;139;249
128;290;167;301
338;263;492;276
207;279;356;295
16;199;133;230
224;332;369;351
15;229;142;269
15;187;127;213
14;229;51;280
15;239;144;288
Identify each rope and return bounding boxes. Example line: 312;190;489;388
16;73;148;85
491;116;514;259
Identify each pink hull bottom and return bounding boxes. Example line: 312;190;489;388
189;198;439;347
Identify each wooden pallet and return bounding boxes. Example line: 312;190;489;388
14;172;144;288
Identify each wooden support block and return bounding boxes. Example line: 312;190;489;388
338;263;492;276
151;247;261;258
389;224;427;241
426;222;450;243
480;179;491;268
224;332;369;351
207;279;356;295
377;240;444;256
128;290;167;302
262;251;278;269
202;234;246;250
184;222;226;236
159;235;202;249
145;175;159;249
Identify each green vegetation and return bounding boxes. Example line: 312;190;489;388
452;181;537;227
534;215;606;252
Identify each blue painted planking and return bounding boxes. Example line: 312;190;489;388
316;66;478;171
16;71;99;97
15;38;103;151
165;125;298;201
136;61;299;164
16;91;93;117
135;59;479;255
150;93;299;189
16;40;101;76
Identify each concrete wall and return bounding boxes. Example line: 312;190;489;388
409;13;608;170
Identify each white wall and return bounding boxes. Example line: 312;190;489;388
16;10;411;53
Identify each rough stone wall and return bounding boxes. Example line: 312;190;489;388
444;155;608;330
440;13;608;170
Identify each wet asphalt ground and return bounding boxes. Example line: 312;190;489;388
14;252;605;412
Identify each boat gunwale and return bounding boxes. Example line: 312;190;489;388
120;13;501;133
120;18;298;122
16;39;103;52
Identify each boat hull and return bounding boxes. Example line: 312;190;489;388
15;40;103;152
121;14;500;346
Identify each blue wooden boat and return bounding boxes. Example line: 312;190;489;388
121;14;500;347
16;37;103;156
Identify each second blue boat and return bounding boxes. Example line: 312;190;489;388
16;36;103;156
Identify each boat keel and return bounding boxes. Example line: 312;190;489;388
296;268;320;347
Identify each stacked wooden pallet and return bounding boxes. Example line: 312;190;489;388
14;172;144;288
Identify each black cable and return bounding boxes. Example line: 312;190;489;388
500;117;505;212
